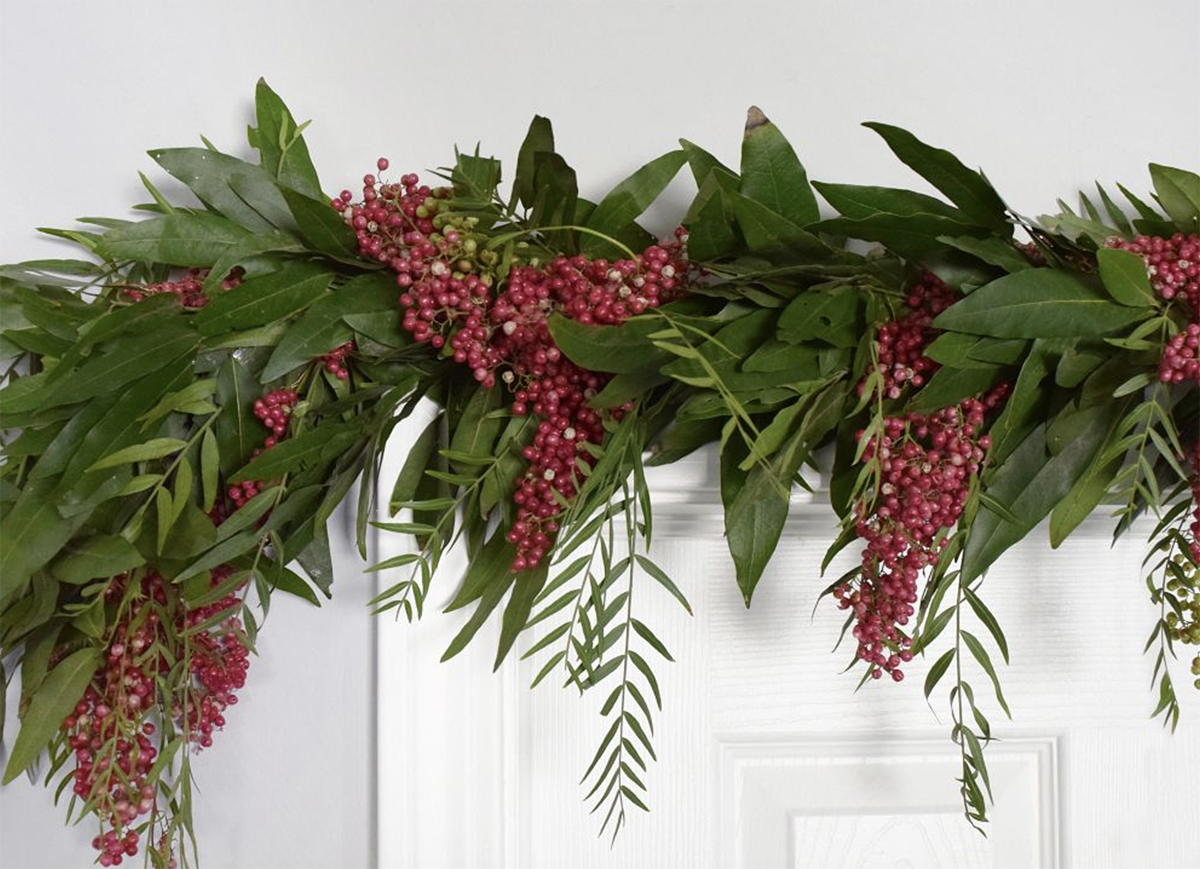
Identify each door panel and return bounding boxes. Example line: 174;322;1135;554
378;448;1200;869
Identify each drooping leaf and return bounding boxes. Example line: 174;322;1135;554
3;648;101;784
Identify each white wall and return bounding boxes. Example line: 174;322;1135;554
1;2;1198;868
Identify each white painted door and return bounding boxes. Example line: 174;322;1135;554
377;447;1200;869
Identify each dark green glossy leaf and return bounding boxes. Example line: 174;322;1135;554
740;107;818;226
1096;248;1157;307
280;187;358;258
812;181;963;220
195;263;333;336
863;122;1009;232
583;150;687;256
150;148;294;232
229;422;359;482
261;273;394;381
1148;164;1200;230
249;78;323;199
933;269;1149;338
100;213;254;266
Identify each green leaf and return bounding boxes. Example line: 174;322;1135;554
813;181;964;220
634;555;691;614
583;150;687;256
3;648;101;784
549;314;678;374
390;416;440;515
50;535;146;584
494;561;550;670
249;78;323;199
515;115;555;209
740;107;819;226
200;429;219;512
86;438;188;472
933;269;1149;338
195;263;333;336
962;630;1011;717
907;365;1006;414
963;412;1113;583
229;422;359;482
863;122;1009;232
814;213;983;259
150;148;295;232
99;212;253;265
963;587;1009;665
279;187;359;258
1096;248;1157;307
261;273;394;381
924;648;956;699
214;356;261;475
938;235;1033;273
777;291;860;348
731;194;833;256
37;328;198;410
0;478;91;604
1148;164;1200;230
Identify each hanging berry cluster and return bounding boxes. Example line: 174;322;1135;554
835;274;1009;682
336;163;692;570
1105;233;1200;385
59;566;250;866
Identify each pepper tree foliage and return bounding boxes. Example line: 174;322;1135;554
1;81;1198;861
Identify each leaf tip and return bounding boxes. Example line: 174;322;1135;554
744;106;769;135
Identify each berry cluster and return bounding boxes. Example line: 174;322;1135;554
227;388;298;509
836;391;1007;681
864;272;958;400
60;566;249;864
338;163;691;570
1106;233;1200;315
1159;322;1200;385
320;341;355;380
837;274;1008;682
121;268;243;308
179;566;251;749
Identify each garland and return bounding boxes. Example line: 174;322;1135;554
0;80;1197;865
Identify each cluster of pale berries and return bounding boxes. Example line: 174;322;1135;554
836;274;1008;682
61;568;249;865
1105;233;1200;385
337;161;691;569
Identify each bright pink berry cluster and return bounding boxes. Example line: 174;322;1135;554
864;272;959;400
121;268;243;308
321;341;355;380
837;390;1007;681
337;162;691;570
178;565;250;749
227;388;298;508
837;274;1008;682
1159;322;1200;385
1106;233;1200;315
61;566;249;864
